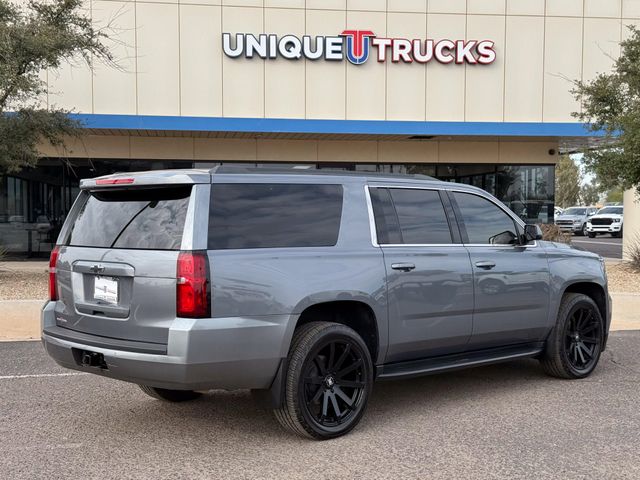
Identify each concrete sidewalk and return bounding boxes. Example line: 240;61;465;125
1;293;638;342
610;293;640;331
0;300;44;341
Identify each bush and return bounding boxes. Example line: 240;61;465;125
626;234;640;271
539;224;572;244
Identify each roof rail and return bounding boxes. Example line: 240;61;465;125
210;164;436;180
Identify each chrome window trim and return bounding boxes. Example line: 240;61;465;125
181;184;210;251
363;185;380;247
365;184;538;249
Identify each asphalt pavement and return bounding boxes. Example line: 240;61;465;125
572;236;623;259
1;334;639;479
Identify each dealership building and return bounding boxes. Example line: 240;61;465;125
2;0;640;256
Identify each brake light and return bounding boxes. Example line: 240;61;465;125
176;251;210;318
49;246;61;301
96;178;135;185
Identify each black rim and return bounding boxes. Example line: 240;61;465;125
564;305;601;372
301;339;367;429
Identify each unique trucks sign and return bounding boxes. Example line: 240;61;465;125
222;30;496;65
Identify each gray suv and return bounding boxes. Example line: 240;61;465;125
42;167;611;439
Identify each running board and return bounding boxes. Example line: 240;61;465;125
376;343;545;381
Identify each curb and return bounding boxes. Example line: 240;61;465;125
1;294;639;341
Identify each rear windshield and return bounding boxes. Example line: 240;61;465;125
66;186;192;250
209;183;343;249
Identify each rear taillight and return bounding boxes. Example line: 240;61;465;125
96;178;135;185
176;251;210;318
49;246;61;301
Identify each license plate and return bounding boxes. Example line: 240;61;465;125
94;276;119;304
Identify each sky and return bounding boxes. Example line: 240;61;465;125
570;152;595;186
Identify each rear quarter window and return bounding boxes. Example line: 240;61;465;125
208;183;343;249
66;186;192;250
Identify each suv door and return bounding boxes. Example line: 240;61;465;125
449;191;551;349
368;186;474;363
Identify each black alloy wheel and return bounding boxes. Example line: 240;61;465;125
563;306;602;373
301;339;367;430
541;293;604;379
273;322;373;439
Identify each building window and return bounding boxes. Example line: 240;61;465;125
0;160;554;257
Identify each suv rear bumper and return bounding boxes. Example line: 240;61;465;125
41;301;290;391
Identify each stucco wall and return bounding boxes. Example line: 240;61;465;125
37;0;640;123
39;135;558;163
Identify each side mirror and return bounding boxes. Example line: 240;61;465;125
489;230;519;245
524;224;543;243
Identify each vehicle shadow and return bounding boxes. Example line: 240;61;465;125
105;355;615;443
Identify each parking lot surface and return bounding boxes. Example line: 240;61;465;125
572;236;623;259
2;333;639;480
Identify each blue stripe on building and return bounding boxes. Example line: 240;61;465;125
71;114;600;138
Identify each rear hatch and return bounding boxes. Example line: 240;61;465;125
53;172;206;346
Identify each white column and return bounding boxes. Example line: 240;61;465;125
623;189;640;261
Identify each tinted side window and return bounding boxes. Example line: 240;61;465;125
369;188;402;244
370;187;452;244
67;187;191;250
389;189;452;244
209;184;343;249
452;192;519;245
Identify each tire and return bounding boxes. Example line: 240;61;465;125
273;321;373;440
540;293;604;379
579;224;586;236
138;385;202;402
587;232;596;238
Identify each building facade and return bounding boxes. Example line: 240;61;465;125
2;0;640;255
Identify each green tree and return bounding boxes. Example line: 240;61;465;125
0;0;112;173
572;26;640;194
605;187;624;204
580;181;601;206
555;156;581;208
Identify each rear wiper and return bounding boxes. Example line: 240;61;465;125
109;202;152;248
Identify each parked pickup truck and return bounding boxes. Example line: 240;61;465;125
587;206;624;238
42;167;611;439
555;206;598;235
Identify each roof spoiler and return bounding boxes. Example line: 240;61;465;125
80;170;211;190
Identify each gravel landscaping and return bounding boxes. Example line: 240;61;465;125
0;263;48;301
0;259;639;301
606;262;640;294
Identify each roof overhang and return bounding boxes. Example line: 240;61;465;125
70;114;606;145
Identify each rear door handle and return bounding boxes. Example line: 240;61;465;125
475;261;496;270
391;263;416;272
